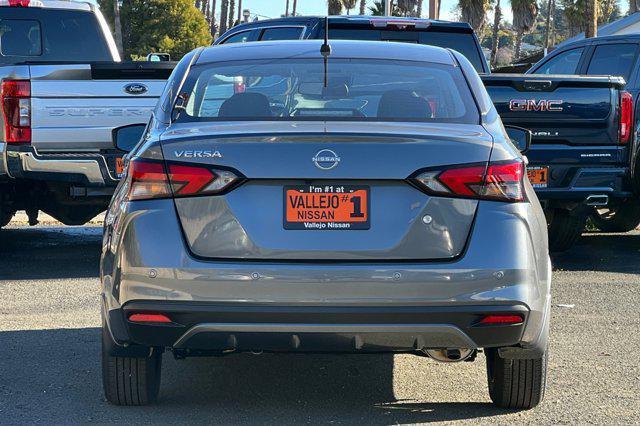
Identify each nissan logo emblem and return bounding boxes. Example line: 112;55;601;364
124;83;148;95
312;149;340;170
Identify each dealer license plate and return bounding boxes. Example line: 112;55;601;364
284;185;370;230
527;166;549;188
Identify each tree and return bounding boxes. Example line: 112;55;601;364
584;0;596;38
543;0;553;49
112;0;123;56
512;0;538;59
369;0;402;15
228;0;235;28
631;0;639;14
342;0;357;14
292;0;298;16
210;0;218;38
416;0;423;17
219;0;228;34
397;0;419;15
360;0;367;14
458;0;491;33
98;0;212;60
489;0;500;67
328;0;343;14
285;0;290;16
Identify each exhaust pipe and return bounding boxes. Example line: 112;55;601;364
424;348;475;363
585;194;609;207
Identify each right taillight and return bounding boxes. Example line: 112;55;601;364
1;79;31;144
126;159;239;201
414;160;525;202
619;91;633;145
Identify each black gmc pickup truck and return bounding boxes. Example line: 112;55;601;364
216;16;637;251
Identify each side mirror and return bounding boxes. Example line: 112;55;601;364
504;125;532;153
114;124;147;152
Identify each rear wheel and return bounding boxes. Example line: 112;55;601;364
102;326;162;406
591;198;640;233
486;348;548;409
548;209;586;252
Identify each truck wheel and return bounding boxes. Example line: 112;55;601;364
485;348;548;409
591;198;640;233
548;209;586;252
102;327;162;406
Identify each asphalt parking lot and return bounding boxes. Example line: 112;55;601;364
1;219;639;424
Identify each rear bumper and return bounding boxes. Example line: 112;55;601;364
106;302;529;353
2;143;122;188
526;144;633;203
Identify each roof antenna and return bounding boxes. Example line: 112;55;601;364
320;16;331;88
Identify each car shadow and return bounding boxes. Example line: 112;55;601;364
0;328;509;424
552;231;640;274
0;226;102;280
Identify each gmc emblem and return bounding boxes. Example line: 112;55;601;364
509;99;564;112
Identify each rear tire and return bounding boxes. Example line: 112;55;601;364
548;209;586;252
486;348;548;409
102;327;162;406
591;198;640;233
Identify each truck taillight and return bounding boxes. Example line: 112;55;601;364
1;79;31;144
619;91;633;145
413;160;525;202
126;159;239;201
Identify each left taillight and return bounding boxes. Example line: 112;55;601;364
619;91;633;145
413;160;525;202
126;159;239;201
1;79;31;144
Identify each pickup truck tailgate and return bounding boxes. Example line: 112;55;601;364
483;74;630;199
29;63;171;152
483;74;625;147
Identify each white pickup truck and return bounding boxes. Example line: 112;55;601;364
0;0;174;227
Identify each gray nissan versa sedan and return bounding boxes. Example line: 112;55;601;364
100;40;551;408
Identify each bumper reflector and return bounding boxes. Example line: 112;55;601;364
128;313;172;323
479;314;524;325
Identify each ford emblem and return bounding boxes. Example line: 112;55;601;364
124;83;148;95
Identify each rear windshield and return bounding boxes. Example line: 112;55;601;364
178;58;479;124
330;28;486;73
0;8;113;63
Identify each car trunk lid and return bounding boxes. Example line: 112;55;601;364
160;122;492;261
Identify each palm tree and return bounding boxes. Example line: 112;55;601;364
458;0;490;33
511;0;538;59
342;0;357;14
416;0;423;17
489;0;500;67
328;0;343;14
285;0;289;16
113;0;123;56
219;0;229;34
292;0;298;16
211;0;218;38
237;0;242;22
543;0;553;49
359;0;366;15
369;0;401;15
585;0;597;38
228;0;235;28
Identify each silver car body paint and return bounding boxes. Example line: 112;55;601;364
101;41;551;355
